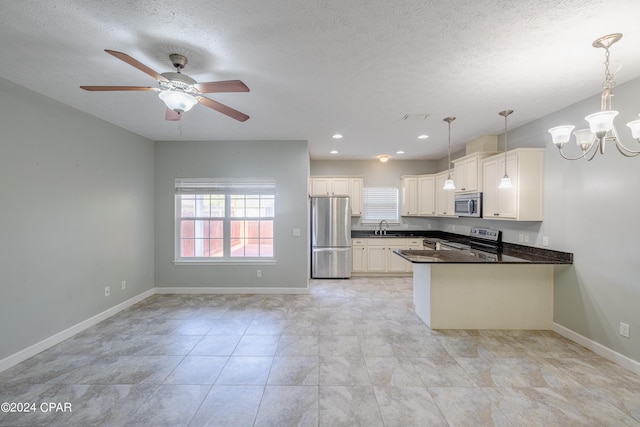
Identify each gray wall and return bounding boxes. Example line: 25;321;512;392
154;140;309;289
0;78;155;360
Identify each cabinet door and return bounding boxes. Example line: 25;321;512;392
387;245;409;272
482;159;499;217
483;155;517;219
311;178;331;195
463;157;479;192
349;178;363;216
366;246;387;272
352;245;367;272
453;162;467;192
331;178;350;195
497;154;518;218
435;173;455;216
401;177;418;216
418;176;435;216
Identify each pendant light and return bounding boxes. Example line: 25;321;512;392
442;117;456;190
498;110;513;189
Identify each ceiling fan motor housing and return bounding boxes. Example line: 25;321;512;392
169;53;188;69
160;72;198;92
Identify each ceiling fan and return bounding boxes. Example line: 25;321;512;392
81;49;250;122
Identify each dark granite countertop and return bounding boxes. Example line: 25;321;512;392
353;230;573;264
394;248;572;265
351;230;440;238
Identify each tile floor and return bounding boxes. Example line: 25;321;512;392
1;277;640;426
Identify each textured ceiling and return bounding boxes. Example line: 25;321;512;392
2;0;640;160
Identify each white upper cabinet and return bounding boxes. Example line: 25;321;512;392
435;171;456;216
310;176;363;216
400;176;419;216
452;152;496;193
311;177;349;195
482;148;544;221
349;177;363;216
418;175;436;216
453;155;478;193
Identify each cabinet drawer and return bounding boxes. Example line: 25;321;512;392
352;239;367;246
367;238;406;246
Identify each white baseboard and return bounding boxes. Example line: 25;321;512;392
154;286;309;295
552;322;640;375
0;289;155;373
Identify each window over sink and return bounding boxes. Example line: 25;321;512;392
361;187;399;224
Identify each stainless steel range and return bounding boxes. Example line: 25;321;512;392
469;227;502;253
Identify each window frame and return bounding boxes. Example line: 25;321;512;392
174;178;276;265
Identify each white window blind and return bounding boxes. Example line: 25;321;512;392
362;187;399;224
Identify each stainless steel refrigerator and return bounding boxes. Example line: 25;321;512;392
311;196;352;278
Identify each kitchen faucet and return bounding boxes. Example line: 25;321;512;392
379;220;389;235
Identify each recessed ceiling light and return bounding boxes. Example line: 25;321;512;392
378;155;390;163
330;150;338;154
396;150;405;154
332;134;343;139
418;134;429;139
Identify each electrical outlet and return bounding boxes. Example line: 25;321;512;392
524;234;530;243
452;225;456;232
519;234;524;243
427;223;432;230
104;286;110;297
620;322;630;338
257;270;262;278
542;236;549;246
121;280;126;290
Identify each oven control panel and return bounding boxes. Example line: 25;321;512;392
470;227;501;242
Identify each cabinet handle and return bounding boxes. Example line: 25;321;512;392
494;213;500;216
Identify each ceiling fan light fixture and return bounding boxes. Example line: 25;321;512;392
159;90;198;113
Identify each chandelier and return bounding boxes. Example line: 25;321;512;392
548;33;640;160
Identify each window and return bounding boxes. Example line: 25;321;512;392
362;187;399;224
175;178;275;263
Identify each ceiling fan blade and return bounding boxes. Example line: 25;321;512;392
165;108;182;121
80;86;157;91
104;49;169;83
197;96;250;122
194;80;250;93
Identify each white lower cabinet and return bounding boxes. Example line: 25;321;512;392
354;238;414;274
351;239;367;272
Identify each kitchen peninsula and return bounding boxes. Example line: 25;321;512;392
395;245;572;330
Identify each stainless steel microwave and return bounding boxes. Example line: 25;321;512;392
454;192;482;217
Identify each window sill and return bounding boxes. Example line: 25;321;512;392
173;259;277;266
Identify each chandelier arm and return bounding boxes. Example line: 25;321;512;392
557;147;591;161
585;146;600;161
614;142;640;157
606;126;640;155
